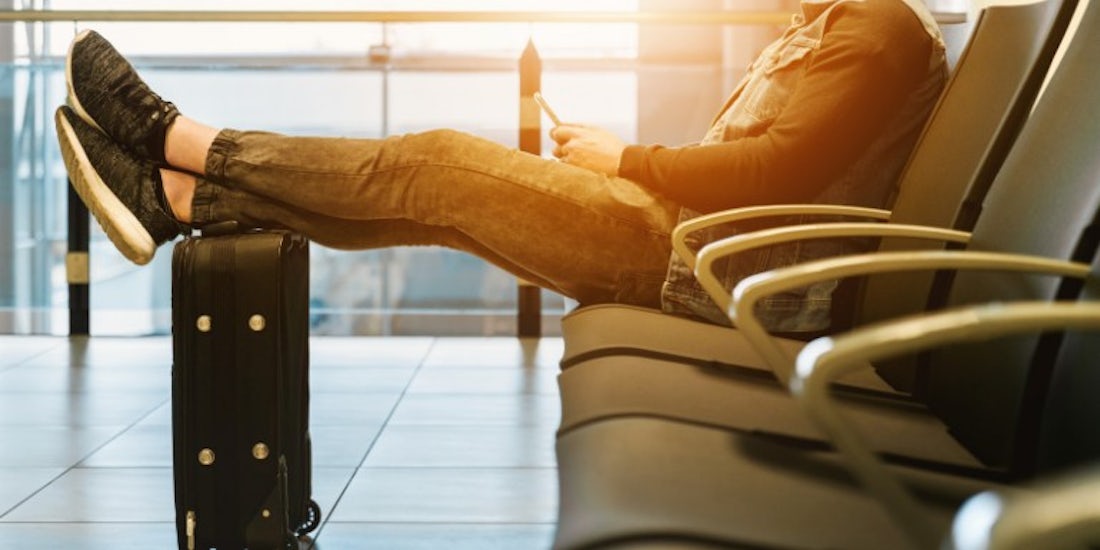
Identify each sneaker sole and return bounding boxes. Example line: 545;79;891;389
55;109;156;266
65;29;108;135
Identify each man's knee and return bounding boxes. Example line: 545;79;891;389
406;128;510;165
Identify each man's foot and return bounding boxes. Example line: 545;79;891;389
55;105;189;265
66;29;179;164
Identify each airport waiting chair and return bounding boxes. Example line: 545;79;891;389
558;0;1078;386
786;298;1100;548
553;3;1100;545
559;185;1097;468
555;0;1091;455
555;298;1100;549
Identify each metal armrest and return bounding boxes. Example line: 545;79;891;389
792;301;1100;548
948;463;1100;550
671;204;892;270
730;250;1090;384
693;222;972;313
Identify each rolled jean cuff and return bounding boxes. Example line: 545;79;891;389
189;178;220;227
204;128;244;186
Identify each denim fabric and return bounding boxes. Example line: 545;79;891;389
192;128;680;309
660;0;948;330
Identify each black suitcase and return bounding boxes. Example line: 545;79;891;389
171;228;320;549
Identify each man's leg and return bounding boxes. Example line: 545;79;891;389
183;128;679;307
64;28;679;307
179;182;574;296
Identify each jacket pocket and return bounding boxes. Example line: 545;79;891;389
741;37;818;126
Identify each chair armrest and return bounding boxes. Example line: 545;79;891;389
693;222;971;314
948;464;1100;550
793;301;1100;548
671;204;892;270
730;250;1090;384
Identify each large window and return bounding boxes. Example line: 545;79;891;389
0;1;640;335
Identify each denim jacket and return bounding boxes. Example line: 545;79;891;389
660;0;947;331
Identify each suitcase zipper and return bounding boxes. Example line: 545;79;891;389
186;510;196;550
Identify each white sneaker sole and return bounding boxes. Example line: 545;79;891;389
55;109;156;266
65;29;108;134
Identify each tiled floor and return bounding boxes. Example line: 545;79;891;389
0;335;562;549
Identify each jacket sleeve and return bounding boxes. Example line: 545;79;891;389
618;4;934;214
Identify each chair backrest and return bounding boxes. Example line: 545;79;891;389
857;0;1078;337
889;0;1074;232
921;0;1100;472
1038;254;1100;474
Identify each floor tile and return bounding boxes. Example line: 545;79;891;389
20;337;172;368
0;363;170;394
0;336;62;369
0;522;177;548
80;425;172;468
314;522;555;550
407;368;560;395
0;468;66;518
0;393;167;427
311;425;385;467
422;337;564;369
332;468;558;523
311;393;402;426
310;367;417;394
1;468;173;522
388;394;561;427
311;337;434;368
363;426;556;468
134;401;172;426
0;427;123;467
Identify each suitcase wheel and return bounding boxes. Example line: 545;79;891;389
296;500;322;536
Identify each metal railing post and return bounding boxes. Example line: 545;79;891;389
67;181;90;335
516;38;542;338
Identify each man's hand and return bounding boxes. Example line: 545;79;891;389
550;124;626;177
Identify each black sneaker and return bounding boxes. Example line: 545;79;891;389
65;29;179;164
55;106;188;265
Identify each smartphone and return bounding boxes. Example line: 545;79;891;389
533;92;562;127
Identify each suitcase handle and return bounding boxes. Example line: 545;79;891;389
199;221;243;237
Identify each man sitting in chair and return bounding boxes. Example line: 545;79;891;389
57;0;946;333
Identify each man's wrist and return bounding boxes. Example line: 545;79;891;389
617;144;645;181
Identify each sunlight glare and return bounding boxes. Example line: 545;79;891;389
42;0;640;58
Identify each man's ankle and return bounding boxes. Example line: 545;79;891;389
161;169;194;224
